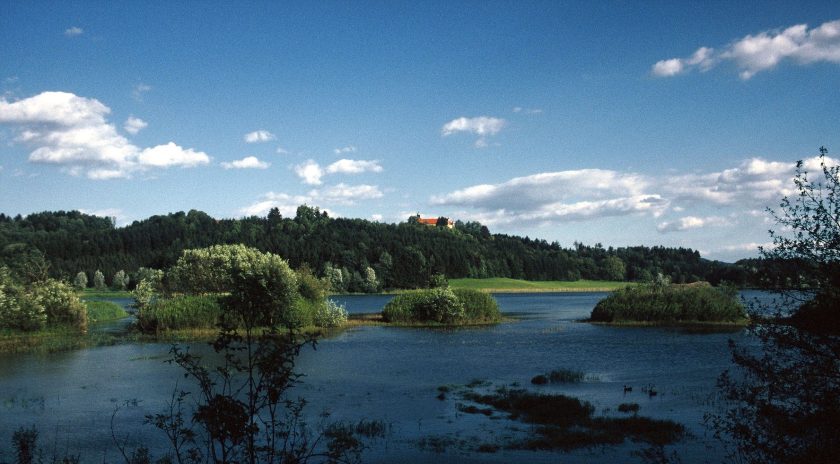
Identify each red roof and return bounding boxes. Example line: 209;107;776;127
418;218;438;225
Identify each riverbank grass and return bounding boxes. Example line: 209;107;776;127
449;278;629;293
85;300;129;323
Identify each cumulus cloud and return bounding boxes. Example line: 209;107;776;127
315;183;383;204
123;116;148;135
294;159;324;185
333;145;357;155
64;26;83;37
656;216;728;233
326;159;383;174
658;157;836;206
0;91;209;179
240;183;381;216
432;154;838;229
371;214;384;222
652;19;840;79
442;116;506;136
244;130;276;143
294;158;383;184
442;116;506;147
239;192;314;217
221;156;270;170
433;169;666;226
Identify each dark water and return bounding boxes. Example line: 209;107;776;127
0;292;766;463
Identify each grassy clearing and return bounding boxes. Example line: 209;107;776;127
85;300;129;323
80;289;133;298
448;278;630;293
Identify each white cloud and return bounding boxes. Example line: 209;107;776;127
64;26;83;37
221;156;270;170
652;19;840;79
719;242;775;253
239;192;313;217
433;169;666;226
513;107;543;114
656;215;728;233
314;183;383;204
326;158;383;174
442;116;506;136
0;91;209;179
333;145;357;155
658;157;837;207
276;146;290;155
240;183;381;216
432;154;839;229
371;214;384;222
294;158;383;184
244;130;276;143
137;142;210;168
77;208;129;226
123;116;148;135
442;116;507;148
294;159;324;185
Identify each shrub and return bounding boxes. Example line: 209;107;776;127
383;288;501;324
31;279;88;332
453;289;501;323
383;288;464;323
590;282;746;323
314;300;348;328
73;271;88;290
297;266;329;301
137;295;222;332
0;267;46;331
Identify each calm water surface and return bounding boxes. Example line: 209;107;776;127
0;292;765;463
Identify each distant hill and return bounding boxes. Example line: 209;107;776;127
0;206;761;290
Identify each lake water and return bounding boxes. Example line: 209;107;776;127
0;292;767;463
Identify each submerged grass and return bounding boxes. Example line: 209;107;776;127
452;384;686;452
0;327;119;354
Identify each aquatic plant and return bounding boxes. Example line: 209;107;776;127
382;288;500;324
590;282;746;323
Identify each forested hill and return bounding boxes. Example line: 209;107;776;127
0;207;756;290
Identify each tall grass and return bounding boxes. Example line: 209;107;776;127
137;295;222;332
590;283;746;323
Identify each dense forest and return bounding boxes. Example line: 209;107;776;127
0;207;777;291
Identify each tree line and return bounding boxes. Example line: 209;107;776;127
0;206;774;290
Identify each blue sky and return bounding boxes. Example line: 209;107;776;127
2;1;840;261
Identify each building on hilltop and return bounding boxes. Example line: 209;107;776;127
418;217;454;229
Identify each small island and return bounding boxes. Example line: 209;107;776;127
588;278;747;326
382;287;502;325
